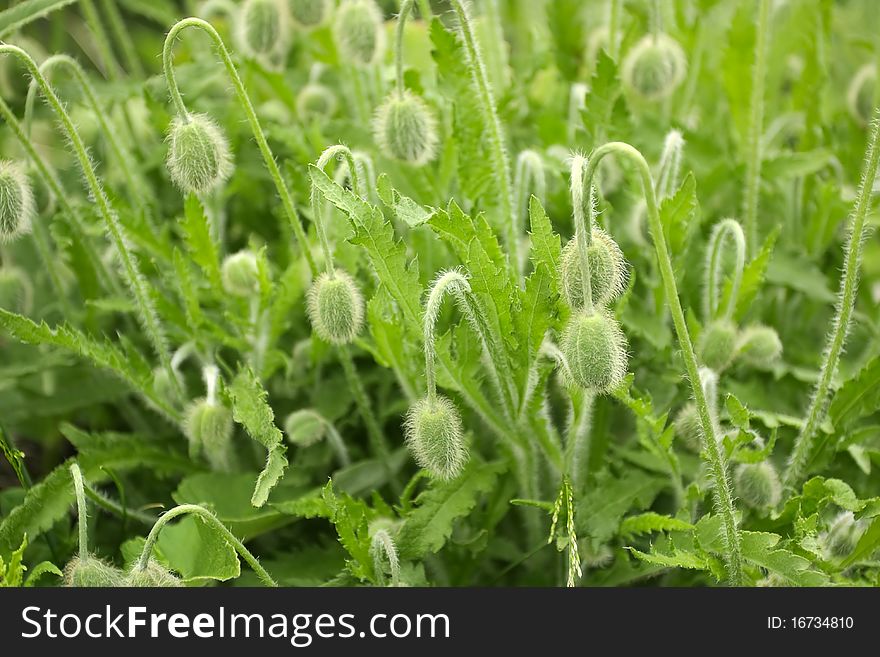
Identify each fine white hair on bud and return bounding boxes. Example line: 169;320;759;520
559;228;627;310
283;408;326;447
221;250;260;297
0;160;34;244
296;83;338;122
404;395;468;481
697;319;739;372
733;461;782;511
166;113;233;195
847;64;876;127
237;0;289;58
184;398;234;471
333;0;386;67
373;90;439;166
289;0;331;28
559;310;628;393
124;559;183;587
63;556;125;587
737;324;783;367
306;268;365;345
621;33;687;102
822;511;865;560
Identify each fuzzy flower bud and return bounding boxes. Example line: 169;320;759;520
237;0;289;58
822;511;864;560
0;266;33;314
63;556;125;587
290;0;330;28
847;64;876;127
296;83;338;122
621;33;687;102
124;559;183;587
283;409;326;447
373;91;439;166
560;310;628;393
404;395;468;480
184;399;234;471
306;269;365;345
0;161;34;244
673;402;702;453
166;113;233;195
737;324;782;367
697;319;738;372
559;228;627;309
221;250;260;297
333;0;385;67
734;462;782;510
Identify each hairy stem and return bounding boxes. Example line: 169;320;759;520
743;0;770;257
395;0;415;94
69;463;89;560
313;145;362;272
135;504;277;586
163;18;318;276
783;111;880;490
705;218;746;322
450;0;517;280
585;141;744;586
570;154;595;314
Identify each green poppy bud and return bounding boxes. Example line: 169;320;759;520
404;395;468;480
124;559;183;587
221;250;260;297
0;160;34;244
373;91;439;166
289;0;330;28
0;266;33;314
621;33;687;102
333;0;385;67
559;228;627;309
560;310;628;393
296;83;338;122
697;319;738;372
184;399;234;471
847;64;876;127
63;556;125;587
737;324;782;367
306;269;365;345
673;402;702;453
283;409;326;447
166;113;233;195
237;0;289;58
734;462;781;510
823;512;863;560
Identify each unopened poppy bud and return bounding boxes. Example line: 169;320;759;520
306;269;365;345
296;83;338;121
559;229;627;309
737;324;782;367
289;0;331;28
621;33;687;102
184;399;234;471
283;409;326;447
166;113;233;195
333;0;385;67
63;556;125;587
373;91;439;166
0;160;34;244
734;462;782;510
560;310;628;393
124;559;183;587
237;0;289;58
697;320;738;372
404;395;468;480
221;250;260;297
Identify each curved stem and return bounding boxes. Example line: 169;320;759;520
313;145;361;272
135;504;277;586
1;45;178;398
743;0;770;257
163;18;318;276
513;149;546;264
69;463;89;560
570;155;595;314
705;218;746;322
584;141;744;586
783;111;880;490
450;0;517;280
370;529;400;587
24;54;147;212
655;129;684;201
394;0;415;94
423;269;471;402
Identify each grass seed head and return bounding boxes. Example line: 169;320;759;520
0;160;34;244
621;33;687;102
734;462;782;510
333;0;385;67
560;310;628;393
221;250;260;297
306;269;365;345
559;228;627;309
404;395;468;481
166;113;233;195
373;91;439;166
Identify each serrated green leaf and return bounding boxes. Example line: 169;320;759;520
0;0;77;38
620;513;694;539
0;461;74;557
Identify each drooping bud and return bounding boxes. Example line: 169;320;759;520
184;399;234;471
306;269;365;345
734;462;782;510
847;64;876;127
404;395;468;480
673;402;702;453
221;250;260;297
289;0;331;28
124;559;183;587
63;556;125;587
822;511;864;560
621;33;687;102
237;0;289;58
333;0;385;67
0;160;34;244
559;229;627;309
373;91;439;166
166;113;233;195
296;83;338;122
737;324;782;367
560;310;628;393
697;319;738;372
283;409;326;447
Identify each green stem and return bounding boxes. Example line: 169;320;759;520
135;504;277;587
69;463;88;560
608;0;622;60
163;18;318;277
416;0;432;21
313;145;361;272
743;0;770;257
570;155;595;314
395;0;415;94
28;210;72;316
783;111;880;490
705;218;746;322
100;0;145;77
80;0;122;79
24;54;147;213
1;45;177;398
585;141;744;586
450;0;517;281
